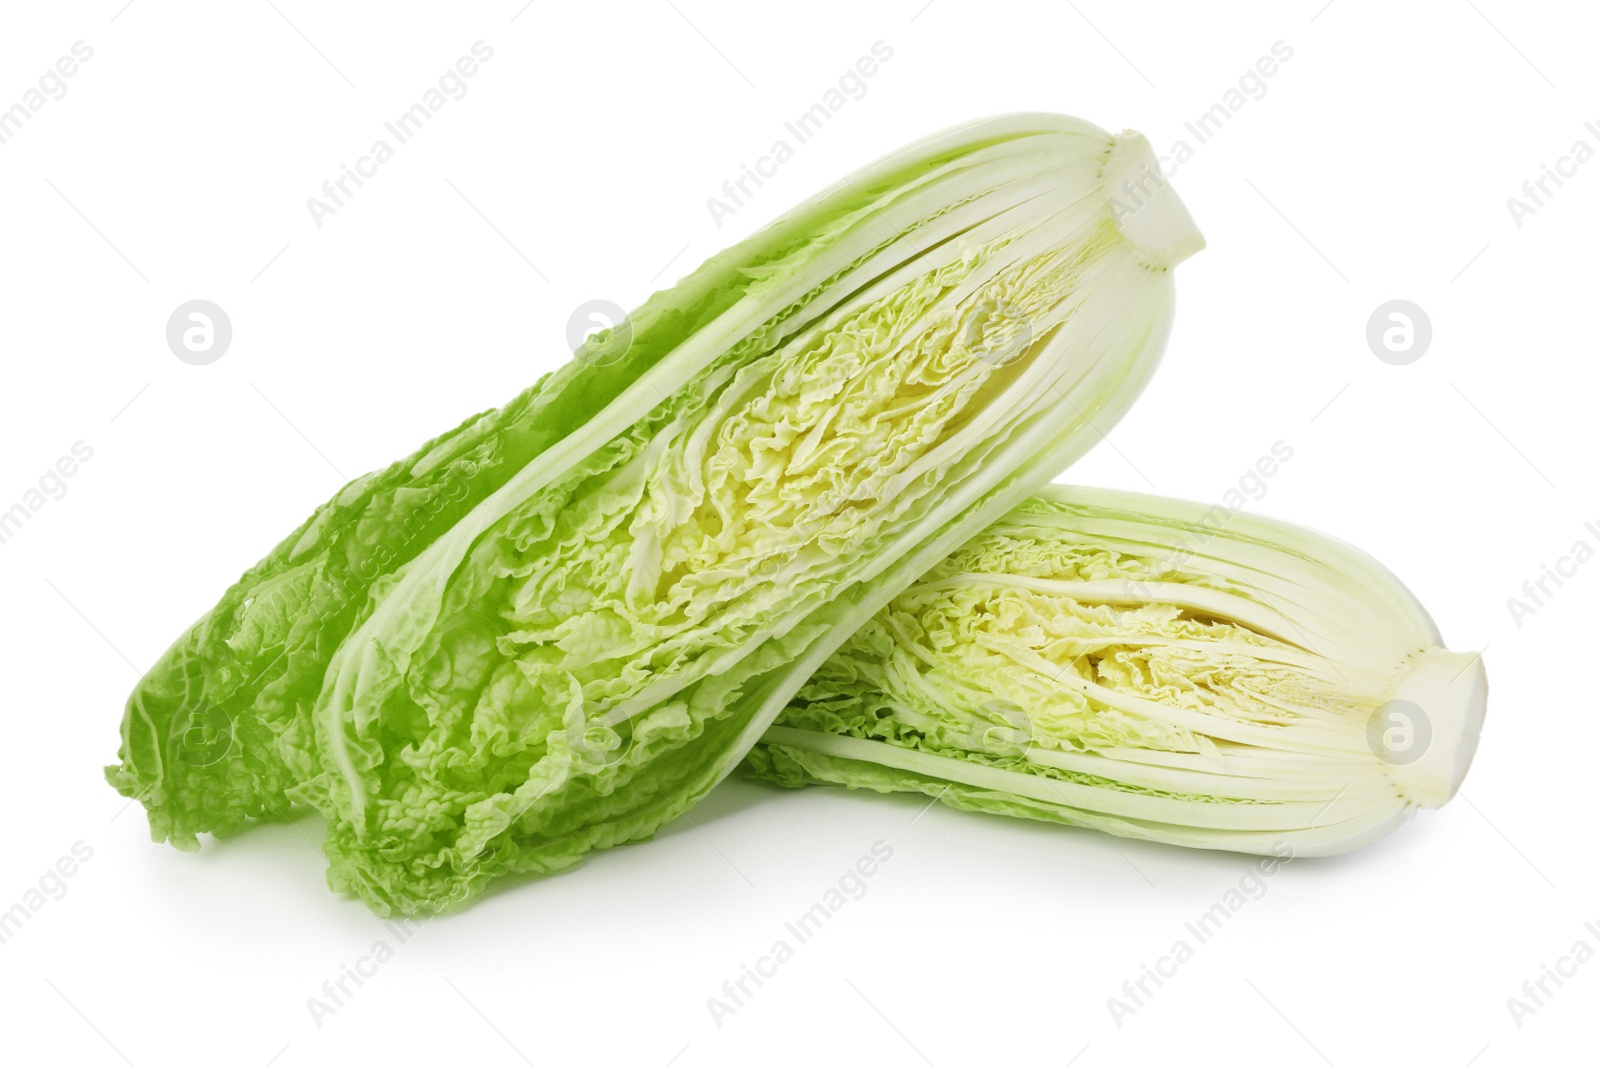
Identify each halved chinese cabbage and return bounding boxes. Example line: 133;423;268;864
107;114;1203;913
750;485;1487;856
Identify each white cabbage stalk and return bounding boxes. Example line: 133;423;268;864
754;486;1488;856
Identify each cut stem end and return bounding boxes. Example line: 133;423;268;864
1379;648;1488;808
1104;132;1206;269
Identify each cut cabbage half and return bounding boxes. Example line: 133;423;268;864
751;485;1487;857
108;115;1203;913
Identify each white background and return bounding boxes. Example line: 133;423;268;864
0;1;1594;1064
